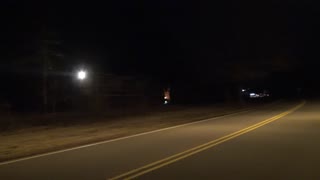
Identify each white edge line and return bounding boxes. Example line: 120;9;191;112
0;109;251;166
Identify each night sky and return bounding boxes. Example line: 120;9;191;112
1;1;320;107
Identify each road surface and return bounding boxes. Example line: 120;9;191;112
1;100;320;179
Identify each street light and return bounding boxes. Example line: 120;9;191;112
77;70;87;80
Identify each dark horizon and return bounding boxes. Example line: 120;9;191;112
1;1;320;112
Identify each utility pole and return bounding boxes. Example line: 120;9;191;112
42;39;48;113
41;24;63;113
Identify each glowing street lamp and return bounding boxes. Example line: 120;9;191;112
77;70;87;80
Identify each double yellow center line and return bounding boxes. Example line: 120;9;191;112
109;101;306;180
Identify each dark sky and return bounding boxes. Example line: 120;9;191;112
1;1;320;92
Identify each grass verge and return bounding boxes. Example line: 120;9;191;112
0;104;252;162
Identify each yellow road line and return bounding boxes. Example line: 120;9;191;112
109;101;305;180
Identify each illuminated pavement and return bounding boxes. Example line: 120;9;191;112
1;100;320;179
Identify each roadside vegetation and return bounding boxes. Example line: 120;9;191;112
0;103;255;162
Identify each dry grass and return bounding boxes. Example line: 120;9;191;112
0;104;250;162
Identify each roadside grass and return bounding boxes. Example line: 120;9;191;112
0;103;252;162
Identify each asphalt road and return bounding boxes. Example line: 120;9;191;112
1;100;320;180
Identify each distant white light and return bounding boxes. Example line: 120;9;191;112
249;93;256;98
164;96;168;100
241;89;246;92
164;100;168;104
77;70;87;80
